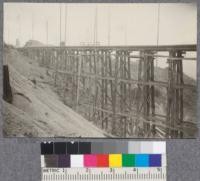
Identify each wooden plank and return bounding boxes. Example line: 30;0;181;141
3;65;13;103
51;69;195;89
18;44;196;51
80;103;194;133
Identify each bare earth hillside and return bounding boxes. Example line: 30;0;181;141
3;46;107;137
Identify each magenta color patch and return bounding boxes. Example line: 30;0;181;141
84;154;97;167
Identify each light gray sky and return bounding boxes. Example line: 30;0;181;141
4;3;197;79
4;3;197;46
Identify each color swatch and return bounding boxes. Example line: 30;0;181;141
84;154;97;167
109;154;122;167
42;153;162;168
96;154;109;167
41;141;166;155
41;141;166;168
122;154;135;167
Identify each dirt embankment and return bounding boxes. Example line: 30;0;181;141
3;46;107;137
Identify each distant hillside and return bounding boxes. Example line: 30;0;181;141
24;40;45;47
24;40;55;47
129;61;196;122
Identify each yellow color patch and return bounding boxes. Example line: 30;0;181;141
109;154;122;167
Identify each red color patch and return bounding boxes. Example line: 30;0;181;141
96;154;109;167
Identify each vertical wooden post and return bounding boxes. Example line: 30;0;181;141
88;50;93;121
101;50;105;128
167;51;175;138
104;50;109;130
3;65;13;103
111;50;119;135
143;51;149;136
54;50;59;86
93;49;98;123
136;51;143;136
108;50;114;132
76;51;82;111
127;50;133;136
137;51;155;137
63;49;68;104
150;52;155;136
175;51;184;138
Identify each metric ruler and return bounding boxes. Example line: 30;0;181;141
41;141;167;181
42;167;166;181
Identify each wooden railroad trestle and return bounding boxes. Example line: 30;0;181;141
19;45;196;138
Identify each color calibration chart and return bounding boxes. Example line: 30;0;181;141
41;141;166;181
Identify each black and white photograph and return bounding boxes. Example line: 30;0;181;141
3;3;197;138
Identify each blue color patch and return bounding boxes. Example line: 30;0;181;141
149;154;161;167
135;154;149;167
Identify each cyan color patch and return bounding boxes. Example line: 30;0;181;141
135;154;149;167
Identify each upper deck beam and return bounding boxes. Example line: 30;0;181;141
18;44;196;52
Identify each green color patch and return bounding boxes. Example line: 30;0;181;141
122;154;135;167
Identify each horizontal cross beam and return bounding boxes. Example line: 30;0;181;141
18;44;196;51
